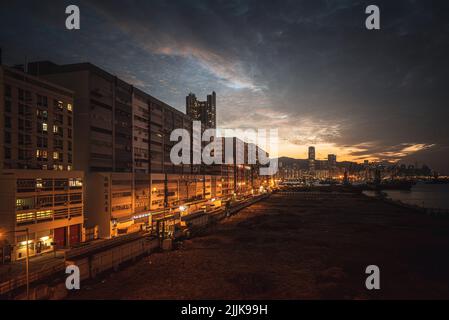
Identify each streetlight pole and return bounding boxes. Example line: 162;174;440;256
163;172;168;240
25;228;30;300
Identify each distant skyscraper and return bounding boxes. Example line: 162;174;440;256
308;146;316;160
308;146;315;172
328;154;337;169
186;91;216;129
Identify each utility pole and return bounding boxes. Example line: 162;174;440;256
25;228;30;300
163;172;168;239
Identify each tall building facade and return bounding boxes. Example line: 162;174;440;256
28;61;198;237
1;66;74;171
0;65;84;261
28;61;133;173
186;91;216;129
328;154;337;170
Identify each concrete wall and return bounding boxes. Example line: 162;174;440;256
66;237;159;280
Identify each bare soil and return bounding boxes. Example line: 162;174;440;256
69;193;449;300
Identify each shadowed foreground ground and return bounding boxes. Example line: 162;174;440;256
70;193;449;300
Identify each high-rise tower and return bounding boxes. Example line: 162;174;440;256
308;146;316;172
186;91;216;129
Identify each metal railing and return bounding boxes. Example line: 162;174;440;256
0;262;65;296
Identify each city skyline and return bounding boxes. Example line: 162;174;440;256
0;0;448;174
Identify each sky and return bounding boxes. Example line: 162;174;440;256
1;0;449;173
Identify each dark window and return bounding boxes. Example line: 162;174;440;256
4;147;11;159
4;115;11;128
4;131;11;144
18;89;24;101
43;96;48;107
4;100;11;112
18;104;26;116
37;137;48;148
4;85;11;97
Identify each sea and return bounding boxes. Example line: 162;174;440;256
363;182;449;210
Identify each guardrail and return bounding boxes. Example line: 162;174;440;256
0;263;65;296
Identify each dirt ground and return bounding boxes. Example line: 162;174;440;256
69;193;449;300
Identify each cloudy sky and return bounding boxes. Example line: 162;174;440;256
1;0;449;172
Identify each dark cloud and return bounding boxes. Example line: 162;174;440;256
1;0;448;172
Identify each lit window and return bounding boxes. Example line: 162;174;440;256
67;165;72;171
69;178;83;187
36;210;53;220
53;125;58;133
36;150;47;159
16;212;35;223
42;123;48;132
53;152;59;160
67;104;73;111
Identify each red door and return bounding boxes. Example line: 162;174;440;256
69;224;81;246
54;227;66;248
